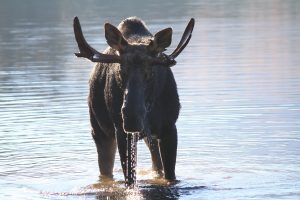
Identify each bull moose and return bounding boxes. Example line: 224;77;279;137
73;16;194;186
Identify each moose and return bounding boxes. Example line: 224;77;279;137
73;16;194;186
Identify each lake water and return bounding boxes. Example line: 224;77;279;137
1;0;300;199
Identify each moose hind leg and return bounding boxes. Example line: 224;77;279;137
144;138;163;176
159;124;178;180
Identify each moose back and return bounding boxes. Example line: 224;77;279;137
73;16;194;186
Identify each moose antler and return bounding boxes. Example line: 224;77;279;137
149;18;195;67
169;18;195;60
73;17;195;67
73;16;121;63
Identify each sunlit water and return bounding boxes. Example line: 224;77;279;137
1;0;300;199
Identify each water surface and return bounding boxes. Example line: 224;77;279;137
1;0;300;199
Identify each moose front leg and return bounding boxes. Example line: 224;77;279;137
159;124;178;180
90;111;116;179
92;131;117;179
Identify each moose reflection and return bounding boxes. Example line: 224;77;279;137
73;16;194;187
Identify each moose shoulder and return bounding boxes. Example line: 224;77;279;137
73;16;194;186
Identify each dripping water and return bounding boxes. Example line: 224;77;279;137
125;132;138;188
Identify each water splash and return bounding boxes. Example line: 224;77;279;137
125;132;138;187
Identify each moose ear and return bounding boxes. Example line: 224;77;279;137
149;27;172;53
104;23;128;52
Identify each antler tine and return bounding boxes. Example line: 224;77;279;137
73;16;121;63
169;18;195;59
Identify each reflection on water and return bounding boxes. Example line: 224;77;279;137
1;0;300;199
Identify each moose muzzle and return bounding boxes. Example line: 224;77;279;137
121;70;146;133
